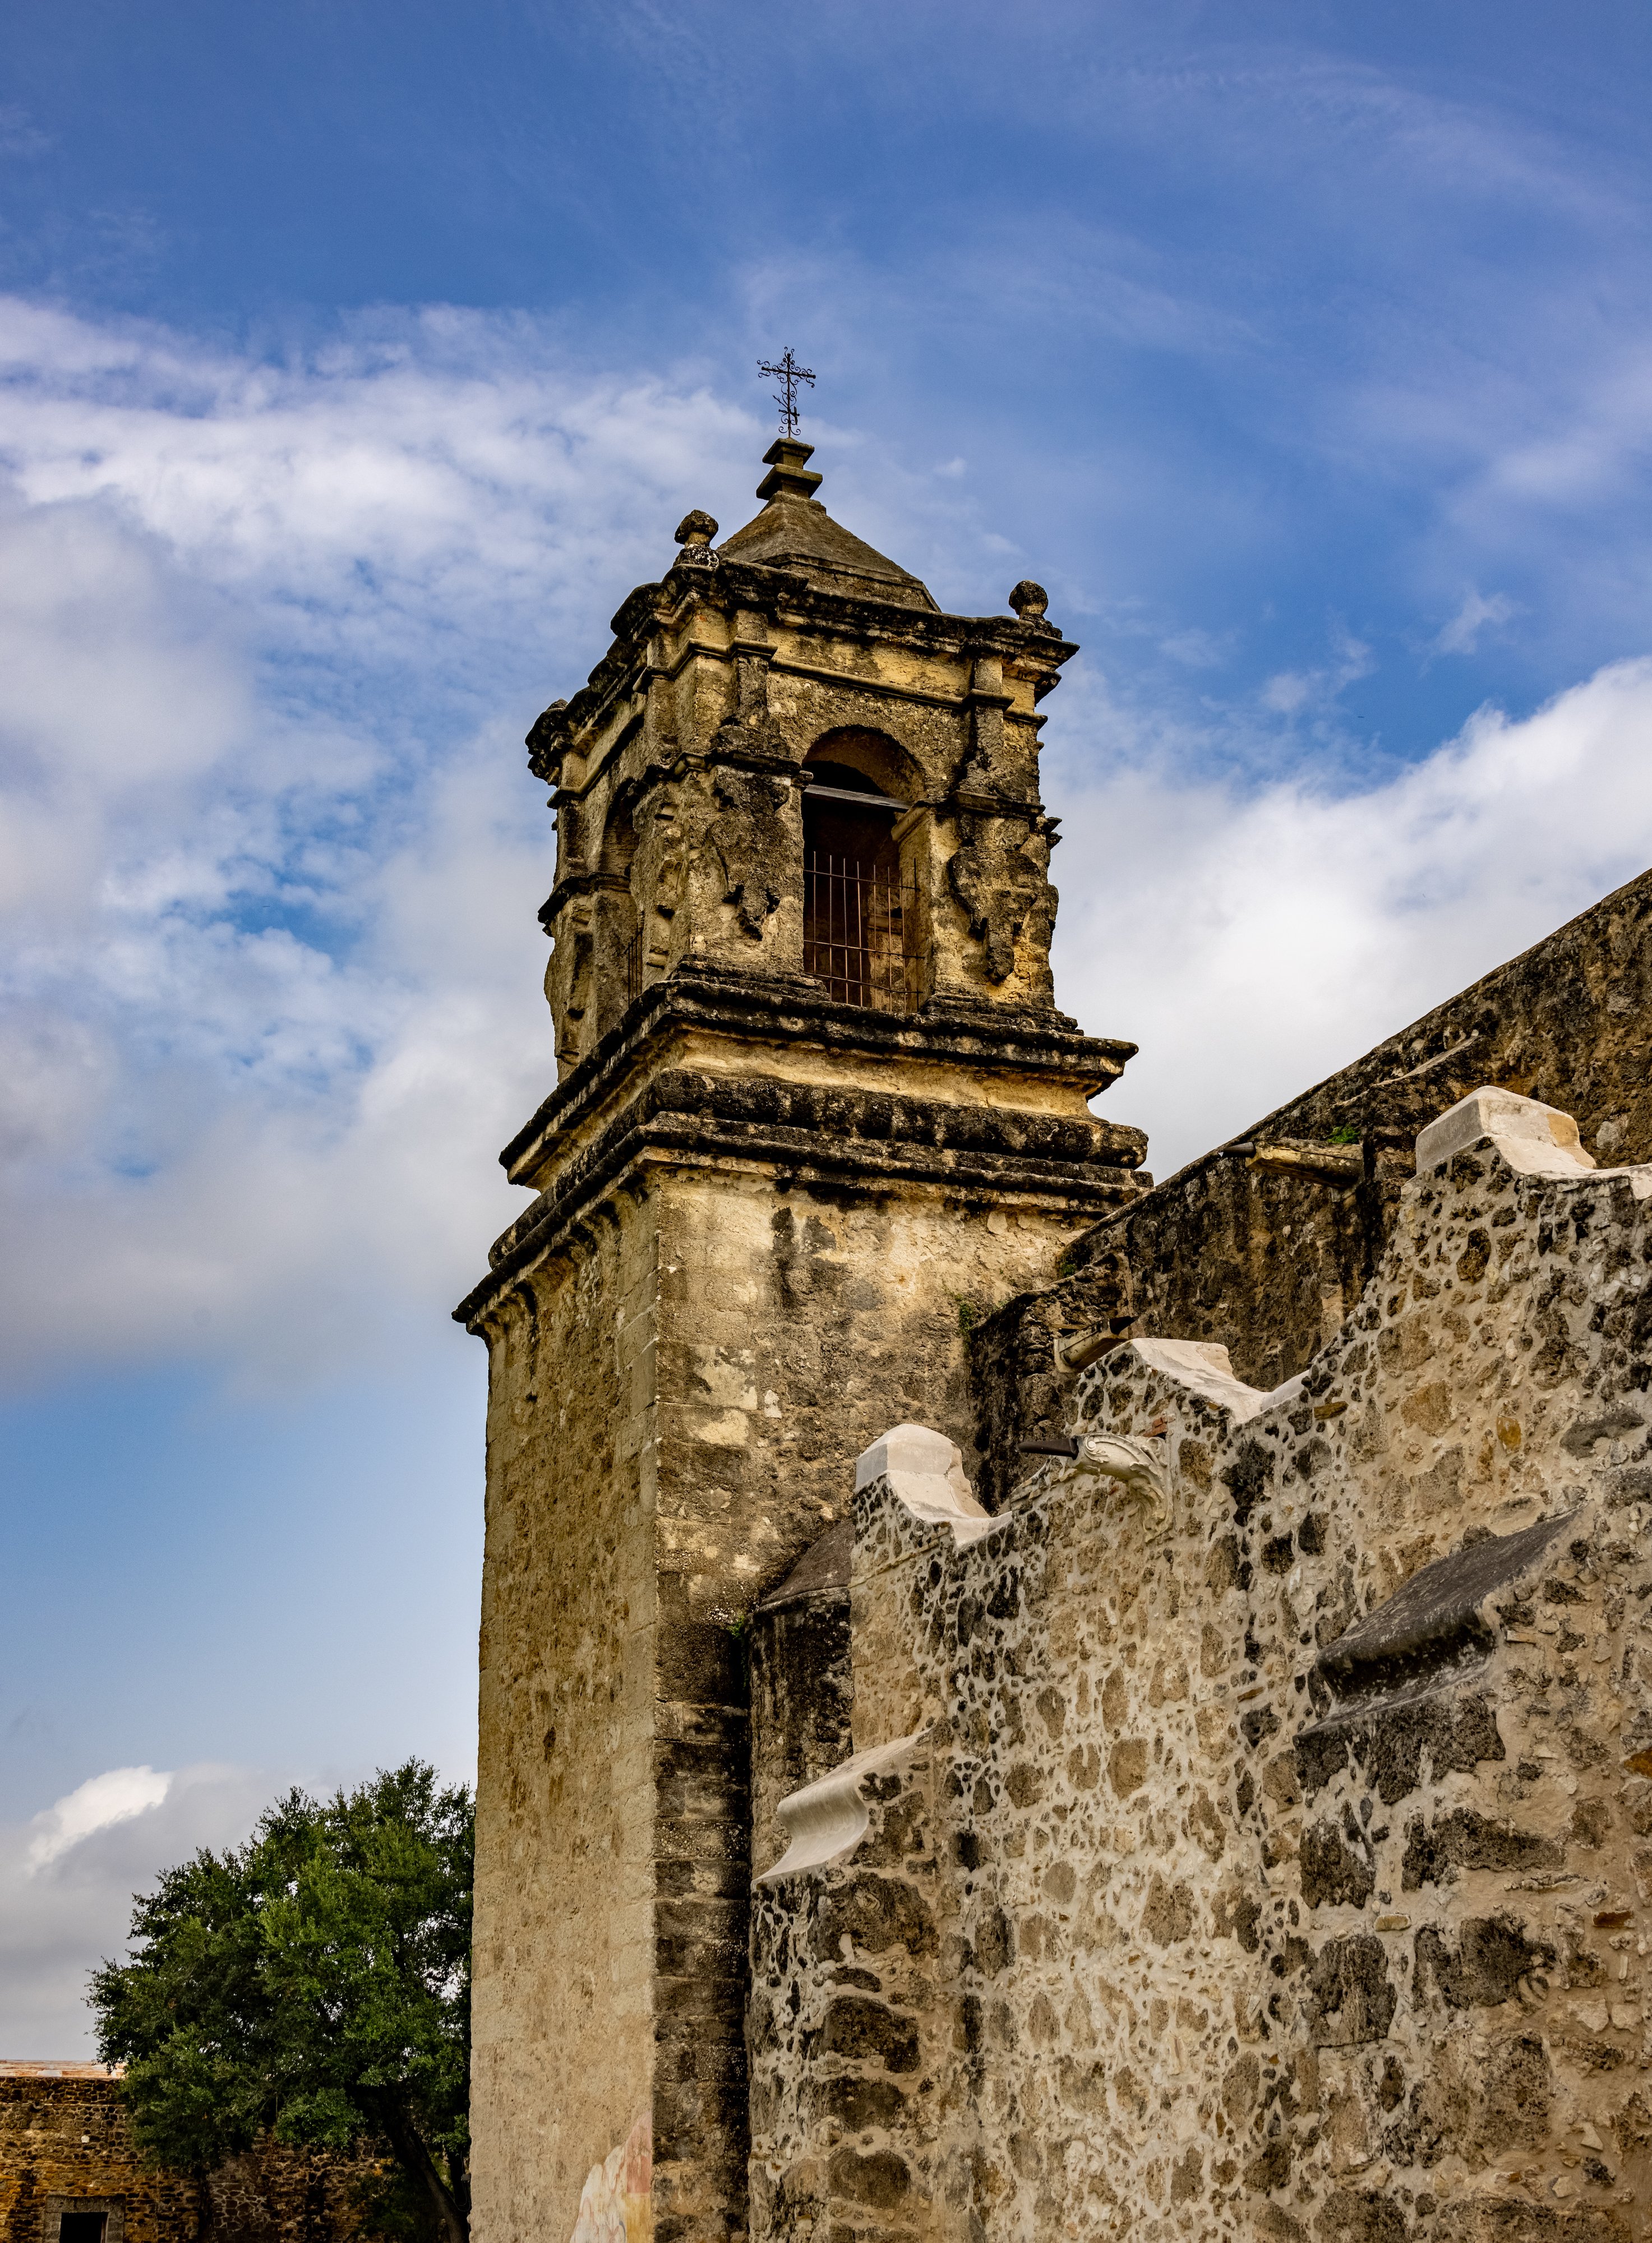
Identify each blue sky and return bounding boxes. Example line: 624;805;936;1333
7;0;1652;2048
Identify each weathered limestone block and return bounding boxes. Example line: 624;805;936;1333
750;1091;1652;2241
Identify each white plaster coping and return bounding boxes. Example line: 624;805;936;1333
1048;1344;1302;1502
1415;1084;1652;1198
854;1423;994;1548
756;1729;931;1884
1129;1337;1273;1422
1416;1086;1595;1178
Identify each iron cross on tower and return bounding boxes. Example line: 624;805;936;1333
757;348;815;437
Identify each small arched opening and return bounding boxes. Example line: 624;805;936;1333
802;734;922;1010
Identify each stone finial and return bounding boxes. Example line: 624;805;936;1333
1415;1086;1596;1179
672;509;719;569
854;1422;991;1545
1008;578;1053;627
755;437;824;504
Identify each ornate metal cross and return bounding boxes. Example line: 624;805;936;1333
757;348;815;438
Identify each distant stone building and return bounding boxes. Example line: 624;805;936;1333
458;439;1652;2242
0;2063;373;2243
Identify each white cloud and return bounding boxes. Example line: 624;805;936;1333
1;294;1651;1395
1432;586;1516;656
1156;626;1230;671
0;301;769;1387
1257;625;1372;721
2;1763;269;2056
26;1766;172;1871
1054;656;1652;1176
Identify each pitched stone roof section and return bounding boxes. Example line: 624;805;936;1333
715;438;939;610
759;1515;852;1610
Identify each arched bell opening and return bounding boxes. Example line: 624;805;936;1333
801;734;926;1011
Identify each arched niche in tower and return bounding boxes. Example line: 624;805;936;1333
801;728;926;1012
593;792;642;1040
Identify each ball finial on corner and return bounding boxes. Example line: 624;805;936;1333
1007;579;1051;625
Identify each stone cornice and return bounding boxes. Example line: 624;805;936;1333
454;1059;1145;1332
496;962;1138;1188
527;560;1077;787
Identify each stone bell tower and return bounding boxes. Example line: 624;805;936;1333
456;438;1146;2243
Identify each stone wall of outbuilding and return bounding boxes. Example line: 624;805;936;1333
749;1090;1652;2242
0;2066;375;2243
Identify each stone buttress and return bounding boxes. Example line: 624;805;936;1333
455;441;1146;2243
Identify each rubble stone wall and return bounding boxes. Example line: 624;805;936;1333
750;1093;1652;2242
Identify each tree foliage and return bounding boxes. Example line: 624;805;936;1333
90;1761;472;2243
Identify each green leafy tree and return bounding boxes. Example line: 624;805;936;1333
90;1761;472;2243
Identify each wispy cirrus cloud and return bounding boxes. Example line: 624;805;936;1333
1432;587;1517;658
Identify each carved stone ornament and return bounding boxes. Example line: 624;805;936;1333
672;509;721;569
946;814;1052;983
525;697;570;783
708;767;790;938
712;650;787;761
1046;1431;1171;1539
